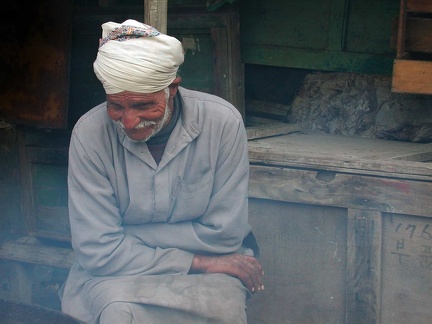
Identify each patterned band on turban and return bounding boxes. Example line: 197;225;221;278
98;24;160;48
93;19;184;94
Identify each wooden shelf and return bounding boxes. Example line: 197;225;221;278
392;0;432;95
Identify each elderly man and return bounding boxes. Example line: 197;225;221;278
60;19;263;323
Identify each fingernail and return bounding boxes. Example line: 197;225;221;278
261;284;265;290
251;287;255;292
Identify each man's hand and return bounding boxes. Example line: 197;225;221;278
189;254;264;293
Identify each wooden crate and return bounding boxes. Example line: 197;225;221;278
246;130;432;323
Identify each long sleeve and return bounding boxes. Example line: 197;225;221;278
68;130;194;277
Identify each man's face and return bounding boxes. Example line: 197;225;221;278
106;89;171;142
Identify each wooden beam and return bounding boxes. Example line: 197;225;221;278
397;0;408;59
144;0;168;33
392;59;432;95
391;17;432;53
246;99;290;120
248;165;432;217
0;241;76;269
408;0;432;13
346;209;382;324
246;123;301;141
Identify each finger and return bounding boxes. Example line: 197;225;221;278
240;256;264;286
233;256;264;293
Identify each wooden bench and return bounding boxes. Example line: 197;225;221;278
0;236;75;303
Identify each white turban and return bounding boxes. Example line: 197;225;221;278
93;19;184;94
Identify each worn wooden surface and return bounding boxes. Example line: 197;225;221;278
346;209;382;323
407;0;432;12
19;134;70;241
144;0;168;33
249;164;432;217
247;199;347;324
392;0;432;95
0;240;75;270
246;131;432;323
392;59;432;95
405;18;432;53
245;99;290;120
381;213;432;323
246;123;301;140
248;132;432;178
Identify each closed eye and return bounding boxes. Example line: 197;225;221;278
131;103;154;110
108;103;124;111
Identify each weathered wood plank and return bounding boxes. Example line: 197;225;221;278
346;209;382;324
392;59;432;95
245;116;278;127
245;99;290;119
397;0;408;58
144;0;168;33
18;132;36;234
8;262;33;304
249;165;432;217
405;18;432;54
408;0;432;13
248;133;432;179
0;241;76;269
247;198;347;324
391;17;432;54
246;123;301;140
381;213;432;323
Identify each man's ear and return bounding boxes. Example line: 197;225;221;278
168;77;182;98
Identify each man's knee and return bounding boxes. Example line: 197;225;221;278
100;302;134;324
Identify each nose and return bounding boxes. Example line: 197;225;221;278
121;108;140;129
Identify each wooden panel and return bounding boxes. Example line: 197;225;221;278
240;0;332;51
249;165;432;217
144;0;168;33
0;0;73;129
246;199;347;324
248;133;432;179
239;0;398;74
392;59;432;95
246;123;301;140
408;0;432;13
405;18;432;53
169;9;245;113
381;213;432;323
245;99;290;120
346;209;382;323
19;131;71;241
392;17;432;53
0;241;75;270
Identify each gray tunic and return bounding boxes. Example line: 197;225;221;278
60;87;251;323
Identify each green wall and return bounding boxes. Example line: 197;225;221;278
238;0;399;74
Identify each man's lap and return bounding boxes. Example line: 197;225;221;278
62;265;249;324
